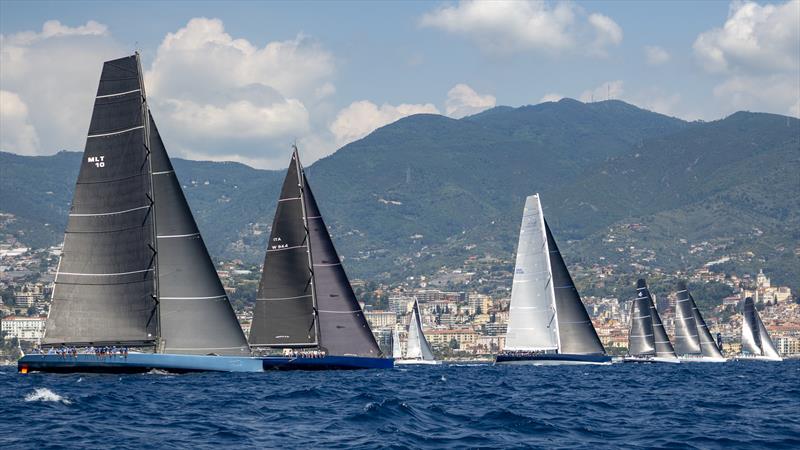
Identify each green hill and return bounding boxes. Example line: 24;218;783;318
1;99;797;292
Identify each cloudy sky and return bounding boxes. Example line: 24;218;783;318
1;0;798;168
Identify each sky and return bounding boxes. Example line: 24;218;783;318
1;0;798;169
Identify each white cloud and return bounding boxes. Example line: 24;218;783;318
0;90;40;155
539;93;563;103
0;20;123;155
330;101;440;147
445;84;496;118
419;0;621;56
693;1;799;117
579;80;624;102
693;0;799;74
644;45;670;65
143;17;336;167
588;13;623;56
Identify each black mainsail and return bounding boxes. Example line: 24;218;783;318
43;54;248;355
44;55;157;346
673;282;701;356
250;148;381;357
628;280;655;357
544;221;606;355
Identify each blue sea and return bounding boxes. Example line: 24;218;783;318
2;360;799;449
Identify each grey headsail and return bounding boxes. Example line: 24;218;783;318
544;220;606;355
690;290;724;359
302;169;382;357
149;114;249;356
673;282;701;356
250;151;318;347
642;280;676;358
43;54;158;347
741;297;762;355
628;280;655;357
754;305;780;359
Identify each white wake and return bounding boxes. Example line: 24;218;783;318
24;387;72;404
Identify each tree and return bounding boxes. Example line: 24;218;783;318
448;338;459;350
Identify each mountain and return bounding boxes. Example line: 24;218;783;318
1;99;797;291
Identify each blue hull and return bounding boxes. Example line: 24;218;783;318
261;355;394;370
495;353;612;365
18;353;264;373
18;353;394;373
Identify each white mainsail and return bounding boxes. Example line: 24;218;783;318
392;328;402;359
504;194;559;351
406;300;435;360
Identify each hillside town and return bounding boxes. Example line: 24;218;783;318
2;230;798;362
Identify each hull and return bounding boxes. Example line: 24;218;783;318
623;356;681;364
677;355;728;363
260;355;393;370
18;352;264;374
395;359;441;365
734;355;783;362
495;353;612;366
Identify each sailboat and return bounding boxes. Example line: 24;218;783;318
248;148;392;370
395;299;439;365
737;297;782;361
18;54;262;373
673;282;726;363
624;279;679;363
496;194;611;365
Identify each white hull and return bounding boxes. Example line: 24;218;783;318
395;359;440;365
734;355;783;362
623;356;681;364
678;355;727;363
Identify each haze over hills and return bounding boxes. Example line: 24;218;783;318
1;99;798;292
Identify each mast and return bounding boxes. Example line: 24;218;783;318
296;146;322;347
137;52;162;351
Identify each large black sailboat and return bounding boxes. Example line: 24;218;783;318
249;148;392;370
496;194;611;365
673;282;726;363
624;279;679;363
18;54;261;373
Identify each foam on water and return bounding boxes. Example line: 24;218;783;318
24;387;71;405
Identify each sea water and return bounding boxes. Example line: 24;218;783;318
1;360;798;449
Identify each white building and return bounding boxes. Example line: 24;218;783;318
1;315;47;343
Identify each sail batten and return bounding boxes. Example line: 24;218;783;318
742;297;780;359
646;285;677;358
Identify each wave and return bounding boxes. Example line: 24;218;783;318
24;388;71;405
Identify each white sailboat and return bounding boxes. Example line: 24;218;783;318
496;194;611;365
395;300;439;365
737;297;782;361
